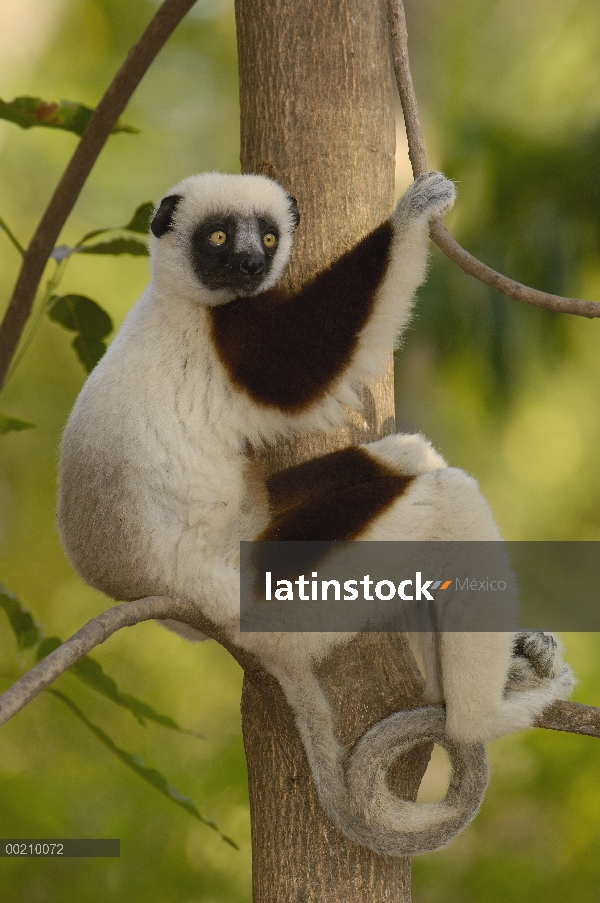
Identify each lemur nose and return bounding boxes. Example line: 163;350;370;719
239;254;265;275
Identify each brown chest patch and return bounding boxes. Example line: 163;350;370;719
209;222;393;411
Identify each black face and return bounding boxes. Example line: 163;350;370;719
190;214;280;295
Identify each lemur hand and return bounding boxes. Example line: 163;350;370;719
394;171;456;224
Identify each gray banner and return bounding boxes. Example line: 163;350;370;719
240;541;600;631
0;840;120;857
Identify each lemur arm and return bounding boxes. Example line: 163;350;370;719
209;172;455;414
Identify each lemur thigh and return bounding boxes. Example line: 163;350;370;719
359;434;574;743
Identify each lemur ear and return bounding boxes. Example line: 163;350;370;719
151;194;182;238
287;196;300;231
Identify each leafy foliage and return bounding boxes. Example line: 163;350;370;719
77;201;154;245
0;583;43;648
47;689;238;849
0;413;35;434
0;588;231;845
37;637;203;735
48;294;113;372
0;96;138;137
49;294;112;337
42;201;152;371
124;202;155;234
0;2;247;899
77;237;149;256
0;198;152;386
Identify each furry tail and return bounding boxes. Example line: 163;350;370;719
276;669;488;857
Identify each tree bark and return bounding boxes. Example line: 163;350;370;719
235;1;429;898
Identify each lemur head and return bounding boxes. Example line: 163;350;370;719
150;173;300;305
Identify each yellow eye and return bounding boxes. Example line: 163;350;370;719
263;232;276;248
210;230;227;245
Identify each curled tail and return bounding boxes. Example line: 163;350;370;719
276;669;488;857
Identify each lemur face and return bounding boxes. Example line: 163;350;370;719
189;213;281;294
150;173;300;304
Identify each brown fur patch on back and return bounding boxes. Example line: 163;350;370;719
210;222;393;411
261;447;414;542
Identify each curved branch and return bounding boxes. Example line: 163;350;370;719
0;597;267;728
387;0;600;319
0;0;199;390
429;220;600;318
0;598;186;726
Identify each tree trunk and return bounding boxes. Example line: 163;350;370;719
235;1;430;898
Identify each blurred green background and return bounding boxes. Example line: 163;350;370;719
0;0;599;900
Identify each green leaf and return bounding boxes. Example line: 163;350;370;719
77;237;148;257
0;584;43;649
49;295;113;337
124;202;155;235
0;97;138;137
72;335;107;373
36;638;201;735
48;295;113;373
35;637;62;659
0;413;35;434
72;656;184;729
77;202;155;246
46;689;238;848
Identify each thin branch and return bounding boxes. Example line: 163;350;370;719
0;597;192;727
387;0;600;319
387;0;427;181
0;215;25;256
0;0;198;391
536;700;600;738
428;220;600;318
0;597;266;728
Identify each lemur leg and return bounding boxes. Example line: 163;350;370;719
358;434;574;743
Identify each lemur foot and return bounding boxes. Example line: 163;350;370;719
446;632;575;743
506;631;574;695
395;171;456;224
